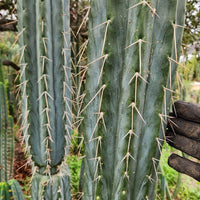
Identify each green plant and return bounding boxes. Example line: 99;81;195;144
20;177;31;200
0;82;15;182
0;179;24;200
0;83;24;199
67;155;82;199
82;0;186;199
17;0;72;199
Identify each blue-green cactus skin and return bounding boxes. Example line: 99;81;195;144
83;0;186;199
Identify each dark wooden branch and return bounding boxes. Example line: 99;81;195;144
0;19;17;32
2;60;20;71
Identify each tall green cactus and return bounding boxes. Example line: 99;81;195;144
0;83;15;182
82;0;186;199
17;0;72;199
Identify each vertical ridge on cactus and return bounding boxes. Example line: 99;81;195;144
81;0;107;198
147;1;186;199
128;0;179;198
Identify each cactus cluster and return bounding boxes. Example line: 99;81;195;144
17;0;186;199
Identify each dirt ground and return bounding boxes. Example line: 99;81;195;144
13;138;32;186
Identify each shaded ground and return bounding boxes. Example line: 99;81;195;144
13;137;32;188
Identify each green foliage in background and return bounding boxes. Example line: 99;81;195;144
0;179;24;200
178;55;200;81
183;0;200;45
67;155;82;199
157;143;200;200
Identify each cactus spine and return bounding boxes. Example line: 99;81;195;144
83;0;186;199
17;0;71;199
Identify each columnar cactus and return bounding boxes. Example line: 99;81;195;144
0;179;25;200
82;0;186;199
0;83;15;182
17;1;71;199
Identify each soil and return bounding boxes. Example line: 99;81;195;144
13;137;32;187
